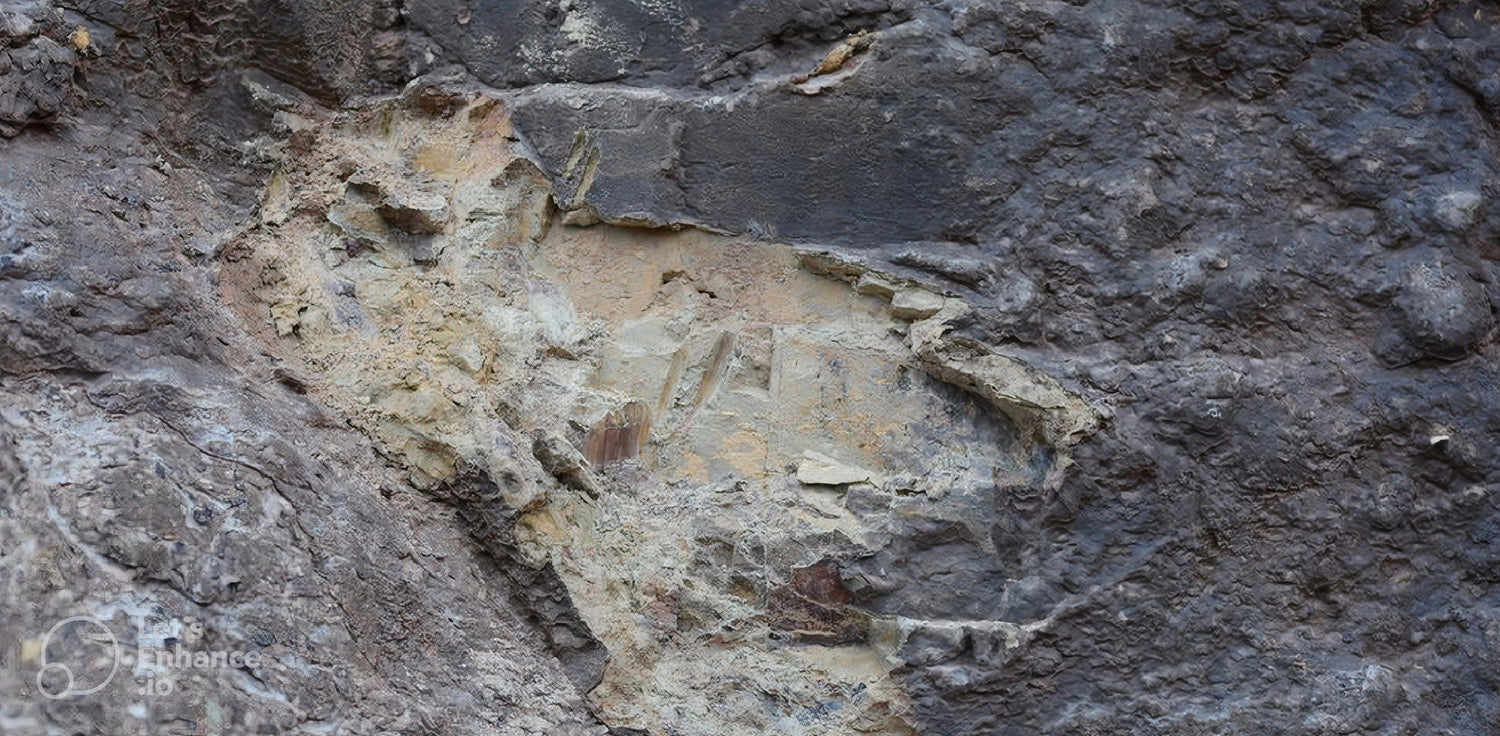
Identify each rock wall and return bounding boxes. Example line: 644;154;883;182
223;88;1100;734
3;1;1500;735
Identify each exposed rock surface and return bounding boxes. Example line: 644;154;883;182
220;90;1103;734
3;1;1500;736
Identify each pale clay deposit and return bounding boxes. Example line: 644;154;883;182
229;90;1097;736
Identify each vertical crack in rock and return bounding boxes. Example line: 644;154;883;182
223;83;1101;736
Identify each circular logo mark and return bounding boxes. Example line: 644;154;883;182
36;616;120;699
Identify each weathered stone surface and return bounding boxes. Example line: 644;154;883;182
0;20;76;137
5;0;1500;735
218;91;1100;734
0;11;609;735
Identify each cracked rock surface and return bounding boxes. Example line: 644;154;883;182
4;1;1500;735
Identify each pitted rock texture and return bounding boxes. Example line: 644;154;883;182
4;0;1500;735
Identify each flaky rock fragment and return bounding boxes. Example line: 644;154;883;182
797;450;883;487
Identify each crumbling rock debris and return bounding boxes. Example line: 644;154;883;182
223;89;1096;735
535;429;604;497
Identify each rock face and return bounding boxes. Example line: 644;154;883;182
223;90;1097;734
3;1;1500;736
